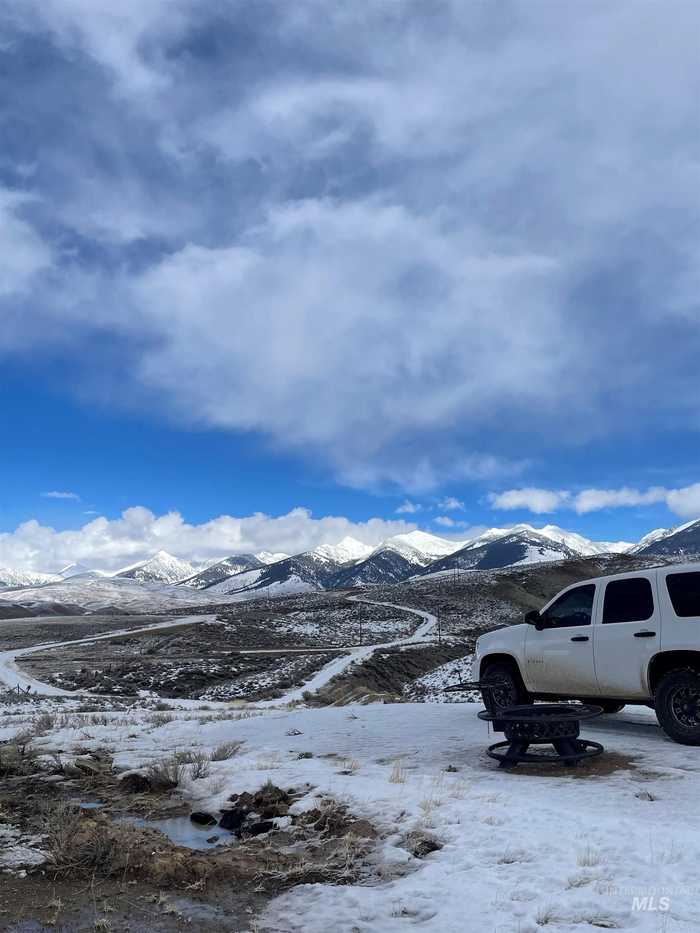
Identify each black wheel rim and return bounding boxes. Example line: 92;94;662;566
484;673;517;710
670;685;700;729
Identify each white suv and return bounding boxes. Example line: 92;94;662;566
474;563;700;744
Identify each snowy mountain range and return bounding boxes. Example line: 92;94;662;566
630;518;700;557
0;568;63;588
3;518;700;611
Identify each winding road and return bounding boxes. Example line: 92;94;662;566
0;598;437;701
0;614;218;696
263;596;437;705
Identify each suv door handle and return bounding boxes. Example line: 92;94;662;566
633;630;656;638
571;635;589;642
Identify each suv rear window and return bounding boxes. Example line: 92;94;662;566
603;577;654;624
666;572;700;618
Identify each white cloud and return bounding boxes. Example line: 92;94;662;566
489;488;571;514
437;496;465;511
490;484;700;518
573;487;667;514
119;201;560;492
434;515;470;530
396;500;422;514
0;506;414;572
664;484;700;519
41;490;80;501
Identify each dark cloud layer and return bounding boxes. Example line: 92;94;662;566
2;1;700;490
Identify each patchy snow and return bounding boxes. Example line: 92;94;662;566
514;543;572;566
0;614;217;695
0;824;46;872
231;575;318;601
256;597;437;706
403;655;475;703
208;569;319;600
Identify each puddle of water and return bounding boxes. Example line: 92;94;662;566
70;799;103;810
119;815;235;850
168;897;227;921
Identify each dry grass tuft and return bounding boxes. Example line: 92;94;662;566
0;734;38;777
210;740;243;761
389;761;406;784
535;903;564;926
31;711;56;735
498;847;532;865
173;749;211;779
149;713;174;728
337;758;360;775
577;844;604;867
146;755;185;788
41;801;123;876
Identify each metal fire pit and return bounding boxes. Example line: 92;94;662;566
478;703;604;768
443;680;605;768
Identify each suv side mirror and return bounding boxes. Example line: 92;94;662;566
524;609;545;631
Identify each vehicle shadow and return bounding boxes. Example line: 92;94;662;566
583;712;667;741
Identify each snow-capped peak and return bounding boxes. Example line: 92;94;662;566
629;517;700;554
380;530;467;564
255;550;291;565
312;537;374;564
114;550;196;584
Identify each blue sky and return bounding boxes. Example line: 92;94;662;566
2;1;700;569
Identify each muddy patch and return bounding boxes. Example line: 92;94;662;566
481;750;645;778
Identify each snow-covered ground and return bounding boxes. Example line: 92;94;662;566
7;699;697;932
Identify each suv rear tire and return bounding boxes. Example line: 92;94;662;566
480;661;532;713
655;669;700;745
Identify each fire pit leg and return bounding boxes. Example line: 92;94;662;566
498;740;530;768
552;738;581;766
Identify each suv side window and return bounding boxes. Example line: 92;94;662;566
543;584;595;628
666;572;700;618
602;577;654;624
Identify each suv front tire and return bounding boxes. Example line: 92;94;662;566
480;661;532;713
655;669;700;745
